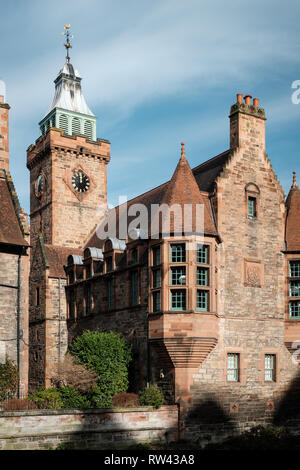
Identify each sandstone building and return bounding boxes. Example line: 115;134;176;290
0;95;30;396
25;47;300;439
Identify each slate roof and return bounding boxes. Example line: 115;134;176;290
0;174;28;248
85;147;228;249
44;244;82;278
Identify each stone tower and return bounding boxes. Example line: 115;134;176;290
27;29;110;389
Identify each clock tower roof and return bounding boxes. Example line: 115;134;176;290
46;60;95;118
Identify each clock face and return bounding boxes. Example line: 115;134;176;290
72;170;90;193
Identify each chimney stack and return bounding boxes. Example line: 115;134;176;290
0;95;10;172
229;93;266;150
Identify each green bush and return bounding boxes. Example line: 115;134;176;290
58;386;91;409
69;330;132;408
28;388;63;409
139;384;164;409
0;359;18;401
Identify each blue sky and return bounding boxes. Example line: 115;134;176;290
1;0;300;212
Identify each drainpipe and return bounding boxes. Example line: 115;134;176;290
58;278;61;364
16;254;21;398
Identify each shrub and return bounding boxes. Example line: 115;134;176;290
0;359;18;401
112;393;139;408
69;330;132;408
28;388;63;409
2;398;37;411
51;354;98;393
58;386;91;409
139;384;164;409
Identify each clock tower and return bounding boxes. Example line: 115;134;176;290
27;27;110;249
27;27;110;390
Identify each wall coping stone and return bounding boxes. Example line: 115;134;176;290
0;405;177;418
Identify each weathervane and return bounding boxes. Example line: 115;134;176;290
62;24;74;63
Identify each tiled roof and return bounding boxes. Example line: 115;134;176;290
85;146;225;248
44;244;82;278
0;175;28;248
159;143;217;234
193;149;231;192
285;175;300;252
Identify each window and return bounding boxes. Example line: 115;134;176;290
290;261;300;278
153;269;161;288
289;261;300;318
171;266;186;285
265;354;276;382
290;280;300;297
227;353;239;382
153;246;161;266
131;271;138;306
197;290;208;311
68;270;74;284
171;244;186;263
289;301;300;318
171;289;186;311
106;256;113;272
69;290;75;319
248;196;256;217
107;279;113;311
131;248;138;264
86;285;91;316
86;264;91;279
197;267;208;286
35;287;40;306
197;245;209;264
153;291;161;313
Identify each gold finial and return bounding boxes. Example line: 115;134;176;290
62;24;74;63
292;171;297;188
181;142;185;158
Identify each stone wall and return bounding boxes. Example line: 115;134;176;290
0;251;29;394
0;406;178;450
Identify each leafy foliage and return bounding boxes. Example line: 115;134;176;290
112;393;140;408
139;384;164;409
69;330;132;408
58;386;91;409
28;388;63;409
205;425;299;450
0;359;18;401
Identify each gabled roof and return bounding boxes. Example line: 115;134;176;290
0;173;28;249
285;172;300;252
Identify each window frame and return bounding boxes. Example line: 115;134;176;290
227;353;240;382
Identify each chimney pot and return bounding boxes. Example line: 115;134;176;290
236;93;243;103
253;97;259;107
244;94;252;105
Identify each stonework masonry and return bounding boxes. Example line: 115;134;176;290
24;91;300;444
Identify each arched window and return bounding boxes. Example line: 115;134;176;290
72;117;81;135
59;114;68;134
84;120;93;140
